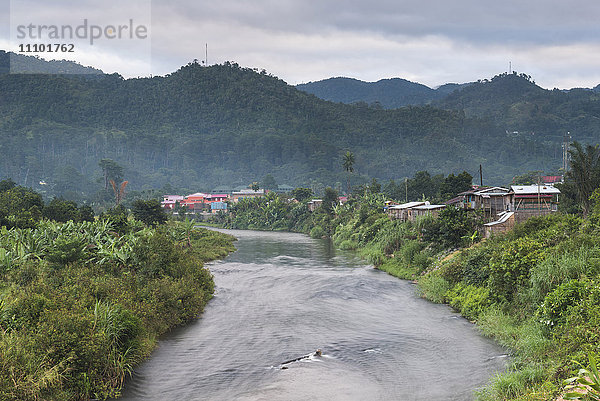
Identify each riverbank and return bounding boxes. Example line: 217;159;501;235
224;191;600;400
0;221;235;400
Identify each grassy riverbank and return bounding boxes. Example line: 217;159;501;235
0;220;235;400
226;191;600;400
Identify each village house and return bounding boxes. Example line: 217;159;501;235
542;176;563;185
231;189;265;203
410;203;446;220
454;186;512;218
307;197;347;212
483;184;560;237
386;201;446;222
307;199;323;212
210;201;228;213
510;184;560;222
483;211;515;238
161;195;185;209
386;201;425;221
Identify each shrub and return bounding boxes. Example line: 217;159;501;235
445;282;491;320
417;273;452;303
310;225;325;239
488;238;544;303
396;240;423;266
538;279;592;329
529;247;599;304
46;236;87;266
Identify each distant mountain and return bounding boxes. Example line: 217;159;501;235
0;56;591;201
297;77;446;108
0;51;104;75
435;82;472;96
432;72;600;142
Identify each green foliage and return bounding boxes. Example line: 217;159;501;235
46;236;87;266
421;207;481;249
529;247;600;304
564;354;600;400
445;282;491;320
417;273;452;303
566;142;600;216
310;225;325;239
290;187;313;202
0;220;235;400
42;197;80;222
487;237;544;303
131;199;168;227
538;279;591;329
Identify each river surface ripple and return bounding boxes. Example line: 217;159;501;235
119;229;507;401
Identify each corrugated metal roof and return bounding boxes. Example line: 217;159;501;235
484;212;514;226
413;204;446;210
511;185;561;195
388;201;425;210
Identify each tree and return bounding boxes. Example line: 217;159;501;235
511;171;542;186
132;199;168;227
342;151;355;194
321;187;339;215
383;180;403;200
261;174;278;191
0;179;16;192
290;187;313;202
78;205;95;222
43;198;79;222
566;142;600;217
99;159;123;190
440;171;473;200
251;182;260;191
368;178;381;194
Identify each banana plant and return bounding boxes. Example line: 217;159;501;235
564;354;600;400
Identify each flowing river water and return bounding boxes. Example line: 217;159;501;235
119;229;507;401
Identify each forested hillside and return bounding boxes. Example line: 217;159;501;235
0;54;578;202
296;77;443;108
434;72;600;144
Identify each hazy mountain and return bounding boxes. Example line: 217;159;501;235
296;77;441;108
0;51;104;75
433;72;600;143
0;56;586;201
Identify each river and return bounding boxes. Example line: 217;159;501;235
119;229;507;401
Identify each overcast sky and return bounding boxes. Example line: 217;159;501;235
3;0;600;88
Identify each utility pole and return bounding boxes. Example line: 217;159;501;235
479;164;483;187
562;132;572;173
537;173;541;212
405;178;408;203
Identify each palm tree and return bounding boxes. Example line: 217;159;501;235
342;151;355;194
567;142;600;216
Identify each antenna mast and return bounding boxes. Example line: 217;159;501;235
562;132;572;173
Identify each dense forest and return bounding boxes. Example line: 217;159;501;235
300;72;600;144
0;52;579;203
296;77;453;108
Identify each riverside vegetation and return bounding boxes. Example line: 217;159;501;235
0;181;235;400
225;185;600;400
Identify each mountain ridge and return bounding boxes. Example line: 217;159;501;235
0;53;594;202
